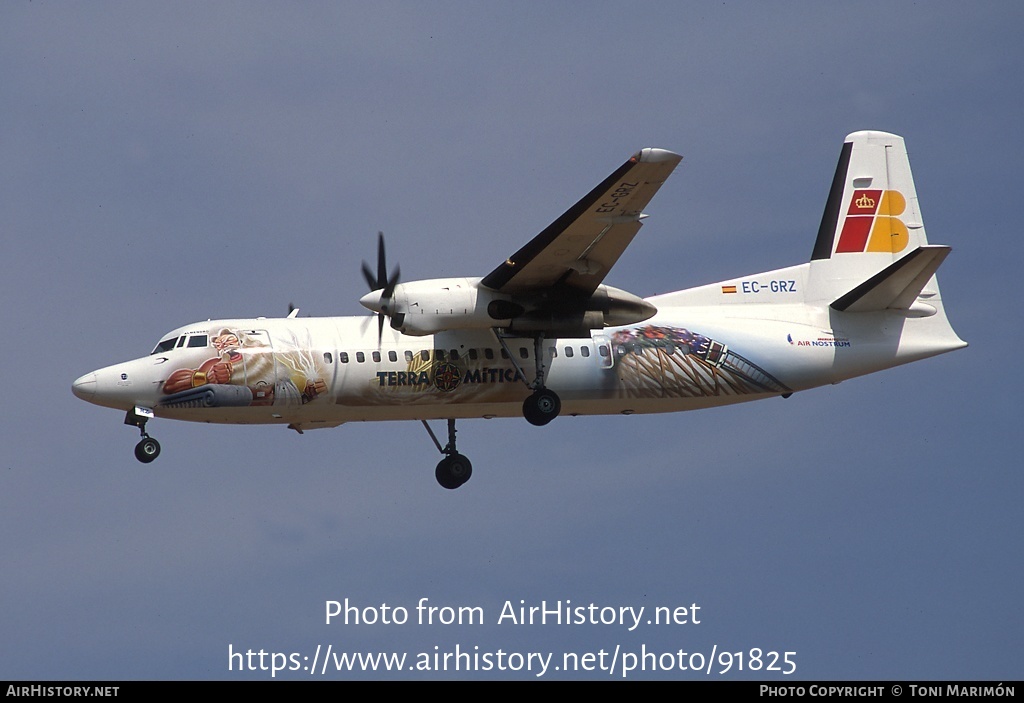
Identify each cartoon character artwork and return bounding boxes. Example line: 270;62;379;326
610;325;789;398
158;328;328;409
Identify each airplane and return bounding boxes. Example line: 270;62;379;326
72;131;966;489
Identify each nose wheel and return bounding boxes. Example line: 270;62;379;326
125;407;161;464
134;437;161;463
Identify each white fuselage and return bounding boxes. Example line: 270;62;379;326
71;290;964;432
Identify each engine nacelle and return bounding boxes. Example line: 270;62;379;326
365;278;657;336
585;285;658;327
389;278;511;335
505;311;605;337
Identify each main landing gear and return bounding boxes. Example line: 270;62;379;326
421;419;472;490
124;408;161;464
497;333;562;427
522;387;561;426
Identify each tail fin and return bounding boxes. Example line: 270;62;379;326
806;131;966;360
807;131;947;307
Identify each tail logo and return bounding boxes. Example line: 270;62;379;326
855;193;876;209
835;189;909;254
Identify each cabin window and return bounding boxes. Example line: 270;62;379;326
340;352;350;363
188;335;208;348
519;347;528;359
372;351;381;363
581;346;590;358
405;350;414;362
598;345;610;358
389;350;398;362
324;352;333;364
449;349;459;360
468;349;479;360
548;346;557;358
436;349;446;361
500;348;509;359
484;348;494;360
356;352;365;363
564;346;574;358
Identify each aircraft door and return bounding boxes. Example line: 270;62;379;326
232;328;278;405
592;333;614;369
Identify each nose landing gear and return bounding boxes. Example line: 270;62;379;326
124;407;161;464
134;436;161;463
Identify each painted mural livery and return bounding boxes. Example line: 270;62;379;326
153;324;787;410
157;328;329;409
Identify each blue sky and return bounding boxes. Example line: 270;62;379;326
1;2;1020;680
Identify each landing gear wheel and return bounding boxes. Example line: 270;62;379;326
523;388;561;426
435;453;473;490
134;437;161;463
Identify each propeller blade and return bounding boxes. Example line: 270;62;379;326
376;231;387;290
382;264;400;300
359;230;403;341
361;262;378;291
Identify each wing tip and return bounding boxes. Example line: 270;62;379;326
634;147;682;164
843;130;904;146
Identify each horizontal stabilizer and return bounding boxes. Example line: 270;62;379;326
830;245;950;312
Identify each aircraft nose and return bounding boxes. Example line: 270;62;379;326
72;372;97;400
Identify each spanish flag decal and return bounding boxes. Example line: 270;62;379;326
722;285;737;294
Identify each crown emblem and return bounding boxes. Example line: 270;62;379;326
855;193;875;209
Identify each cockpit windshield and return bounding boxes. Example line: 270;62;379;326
151;337;181;355
150;334;208;355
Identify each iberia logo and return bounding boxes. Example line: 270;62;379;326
835;189;910;254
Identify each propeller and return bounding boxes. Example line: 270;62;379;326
360;231;402;341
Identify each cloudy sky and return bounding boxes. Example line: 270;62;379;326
2;1;1020;680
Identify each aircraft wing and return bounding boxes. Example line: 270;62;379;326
480;148;682;296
